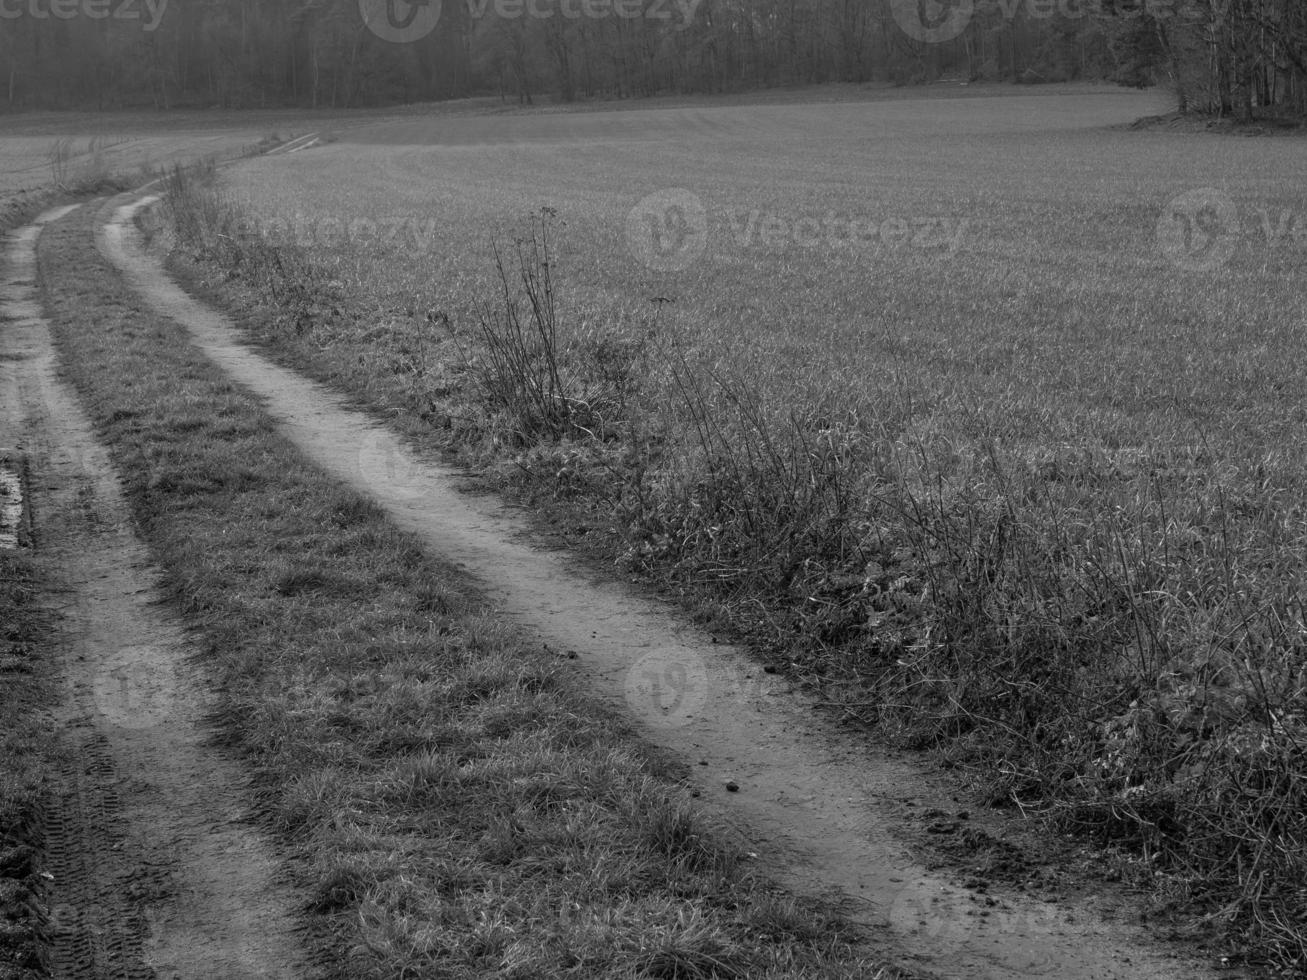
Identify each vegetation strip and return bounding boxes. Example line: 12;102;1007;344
112;187;1241;980
37;200;882;978
161;136;1307;971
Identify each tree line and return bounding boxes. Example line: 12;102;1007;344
1;0;1302;118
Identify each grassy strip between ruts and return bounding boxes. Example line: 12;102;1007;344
36;201;887;979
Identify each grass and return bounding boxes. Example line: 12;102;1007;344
39;202;889;978
158;87;1307;972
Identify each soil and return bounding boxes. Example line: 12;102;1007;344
96;189;1244;980
1;208;311;979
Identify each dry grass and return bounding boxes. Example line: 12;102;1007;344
160;88;1307;971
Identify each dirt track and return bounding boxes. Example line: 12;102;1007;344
1;208;309;979
94;190;1230;980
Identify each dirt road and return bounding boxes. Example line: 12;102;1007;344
95;190;1229;980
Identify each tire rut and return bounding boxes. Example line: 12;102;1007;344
100;190;1234;980
1;207;310;980
40;730;159;980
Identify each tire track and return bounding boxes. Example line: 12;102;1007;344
1;207;311;980
41;733;157;980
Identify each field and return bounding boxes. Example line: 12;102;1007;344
162;82;1307;968
165;82;1307;966
0;106;403;208
211;84;1305;478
